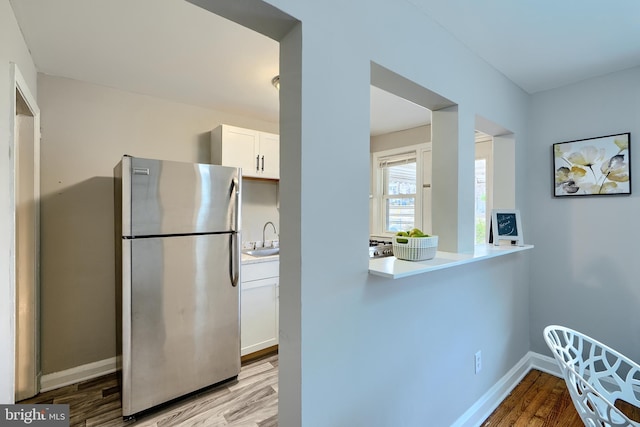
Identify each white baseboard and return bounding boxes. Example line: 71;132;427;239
40;357;118;392
527;351;561;377
37;351;563;423
451;351;562;427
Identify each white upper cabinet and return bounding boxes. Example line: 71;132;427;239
211;124;279;180
257;131;279;179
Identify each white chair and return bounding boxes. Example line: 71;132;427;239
544;325;640;427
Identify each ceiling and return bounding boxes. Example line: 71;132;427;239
409;0;640;94
9;0;281;122
10;0;640;135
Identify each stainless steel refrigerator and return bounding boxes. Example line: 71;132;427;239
114;155;241;418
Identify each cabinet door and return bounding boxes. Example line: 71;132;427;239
241;277;278;356
258;132;280;179
222;126;260;177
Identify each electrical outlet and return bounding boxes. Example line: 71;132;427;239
475;350;482;374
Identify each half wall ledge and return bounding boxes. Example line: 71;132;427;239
369;244;534;279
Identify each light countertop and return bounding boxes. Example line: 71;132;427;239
369;244;534;279
240;244;532;273
241;253;279;265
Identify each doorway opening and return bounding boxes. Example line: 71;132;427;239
11;64;41;402
369;62;456;239
474;115;516;245
178;2;301;425
370;84;432;236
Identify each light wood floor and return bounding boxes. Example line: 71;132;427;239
25;360;640;427
20;354;278;427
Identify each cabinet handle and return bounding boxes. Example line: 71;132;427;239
261;155;265;172
256;155;260;172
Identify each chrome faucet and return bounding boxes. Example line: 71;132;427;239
262;221;278;247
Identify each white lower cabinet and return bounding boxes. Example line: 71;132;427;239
241;260;279;356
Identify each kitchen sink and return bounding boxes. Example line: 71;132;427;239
242;247;279;257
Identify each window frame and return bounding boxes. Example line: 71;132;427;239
371;143;430;237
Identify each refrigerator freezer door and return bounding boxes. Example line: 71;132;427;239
125;157;240;237
121;233;240;416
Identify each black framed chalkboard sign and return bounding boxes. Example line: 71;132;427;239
489;209;524;246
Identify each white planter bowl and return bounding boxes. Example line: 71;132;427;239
392;235;438;261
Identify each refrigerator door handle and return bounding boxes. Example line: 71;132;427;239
229;233;239;287
230;177;240;231
229;178;240;231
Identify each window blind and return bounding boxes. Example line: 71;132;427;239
378;151;416;168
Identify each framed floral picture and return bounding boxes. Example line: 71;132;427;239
553;132;631;197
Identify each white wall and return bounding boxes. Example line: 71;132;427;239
4;1;636;423
230;0;532;425
242;180;279;244
37;74;279;374
0;0;38;403
528;67;640;359
370;124;430;152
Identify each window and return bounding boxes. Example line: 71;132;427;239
474;158;487;244
371;144;430;236
475;136;493;244
383;155;416;232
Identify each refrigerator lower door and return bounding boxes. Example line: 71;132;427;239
122;233;240;416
